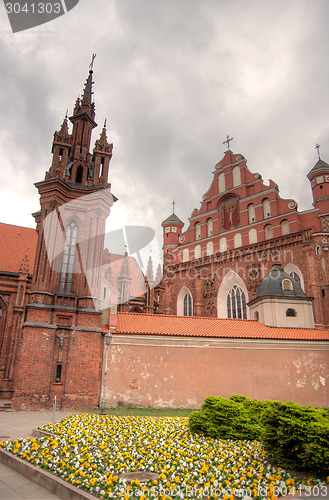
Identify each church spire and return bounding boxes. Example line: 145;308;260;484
146;255;154;284
81;69;94;117
58;115;69;138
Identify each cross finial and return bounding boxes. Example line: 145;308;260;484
315;143;321;160
89;53;97;71
104;118;107;128
65;109;68;119
172;200;175;214
223;135;233;150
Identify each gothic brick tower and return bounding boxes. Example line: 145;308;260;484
12;64;115;410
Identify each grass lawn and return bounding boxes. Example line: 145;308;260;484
0;414;326;500
91;407;196;417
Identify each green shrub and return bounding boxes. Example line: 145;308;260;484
261;401;329;476
189;396;263;440
189;395;329;478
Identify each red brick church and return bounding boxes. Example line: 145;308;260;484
0;66;328;409
161;141;329;329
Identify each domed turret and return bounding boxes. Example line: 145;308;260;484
162;206;184;267
255;264;306;299
248;264;315;329
307;151;329;215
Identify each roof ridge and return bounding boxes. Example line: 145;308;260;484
0;222;36;231
117;311;259;323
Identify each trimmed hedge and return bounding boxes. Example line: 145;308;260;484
188;395;329;477
189;395;264;441
261;400;329;476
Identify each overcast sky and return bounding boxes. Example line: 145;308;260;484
1;0;329;248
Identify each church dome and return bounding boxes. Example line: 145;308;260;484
161;212;184;226
307;158;329;180
255;264;306;299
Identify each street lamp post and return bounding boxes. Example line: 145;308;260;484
100;330;112;415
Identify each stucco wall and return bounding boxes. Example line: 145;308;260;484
105;335;329;409
249;297;315;328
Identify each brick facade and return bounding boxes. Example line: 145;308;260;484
162;150;329;329
9;68;115;410
1;67;329;410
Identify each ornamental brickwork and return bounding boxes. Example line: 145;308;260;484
162;150;329;329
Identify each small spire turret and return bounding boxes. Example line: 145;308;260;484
146;255;154;283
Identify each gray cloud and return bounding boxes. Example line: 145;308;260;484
1;0;329;234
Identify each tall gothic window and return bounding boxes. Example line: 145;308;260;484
262;198;271;218
206;241;214;256
264;224;273;240
59;222;78;292
194;245;201;259
248;204;256;223
218;172;225;193
207;219;213;236
227;285;247;319
232;166;241;187
281;219;289;235
195;222;201;240
182;248;189;262
76;165;83;184
220;237;227;252
184;293;192;316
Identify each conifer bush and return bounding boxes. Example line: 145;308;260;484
261;401;329;476
189;395;329;478
188;396;263;440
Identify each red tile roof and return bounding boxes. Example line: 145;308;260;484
115;312;329;341
0;223;37;274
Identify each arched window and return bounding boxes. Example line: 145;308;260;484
76;165;83;184
218;172;225;193
182;248;189;262
248;228;257;244
206;241;213;256
233;166;241;187
55;364;62;383
234;233;242;248
59;222;78;292
286;308;297;317
248;204;256;223
184;293;192;316
262;198;271;218
194;245;201;259
254;311;259;321
285;264;305;291
281;219;290;235
227;285;247;319
220;237;227;252
195;222;201;240
316;245;321;255
207;219;213;237
177;286;193;316
264;224;273;240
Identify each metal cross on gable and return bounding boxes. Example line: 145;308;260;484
223;135;233;150
315;143;321;160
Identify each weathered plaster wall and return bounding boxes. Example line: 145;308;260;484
105;335;329;408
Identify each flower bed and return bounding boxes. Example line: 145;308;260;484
0;414;325;499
